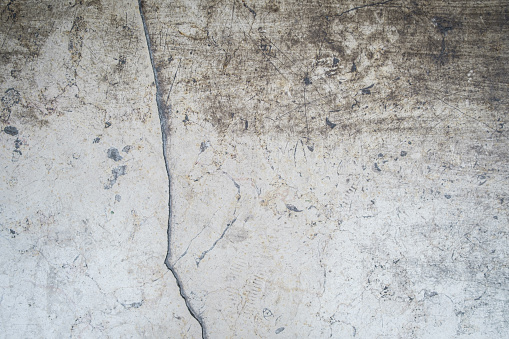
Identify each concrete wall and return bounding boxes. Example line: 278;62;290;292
1;0;508;338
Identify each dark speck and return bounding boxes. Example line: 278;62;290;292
275;327;285;334
493;216;498;220
244;120;248;130
400;151;407;156
286;204;302;212
378;153;384;158
374;163;381;172
333;57;339;66
307;145;314;152
326;118;337;129
107;148;123;161
93;137;100;143
10;229;16;234
351;61;357;72
122;145;132;153
105;121;112;128
3;126;18;136
361;84;374;95
115;194;121;202
200;141;208;153
445;194;451;199
304;76;312;85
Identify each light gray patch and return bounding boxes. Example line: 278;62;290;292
104;165;127;189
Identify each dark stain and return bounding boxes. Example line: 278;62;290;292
307;145;314;152
350;61;357;72
1;88;21;120
116;55;127;71
107;148;123;161
374;163;381;172
286;204;302;212
242;0;256;17
445;194;451;199
93;137;100;143
3;126;18;136
2;88;21;107
104;165;127;189
275;327;285;334
122;145;132;153
361;84;374;95
304;75;312;86
326;117;336;129
266;0;279;12
432;16;456;36
200;141;208;153
400;150;407;156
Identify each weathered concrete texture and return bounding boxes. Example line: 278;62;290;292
0;1;200;337
140;0;509;337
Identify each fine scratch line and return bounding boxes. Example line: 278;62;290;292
196;217;237;267
137;1;207;338
332;0;395;18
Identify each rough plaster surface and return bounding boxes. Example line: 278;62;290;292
1;0;508;338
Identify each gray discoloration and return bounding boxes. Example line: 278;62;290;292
104;165;126;189
3;126;18;136
285;204;302;212
107;148;123;162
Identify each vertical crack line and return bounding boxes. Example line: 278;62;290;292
137;1;207;338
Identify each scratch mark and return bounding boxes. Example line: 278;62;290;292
332;0;395;18
165;58;181;107
196;217;237;266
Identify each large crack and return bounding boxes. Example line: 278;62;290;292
137;1;207;337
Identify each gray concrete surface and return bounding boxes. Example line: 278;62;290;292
1;0;508;338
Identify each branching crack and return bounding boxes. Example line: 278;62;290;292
137;1;207;337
